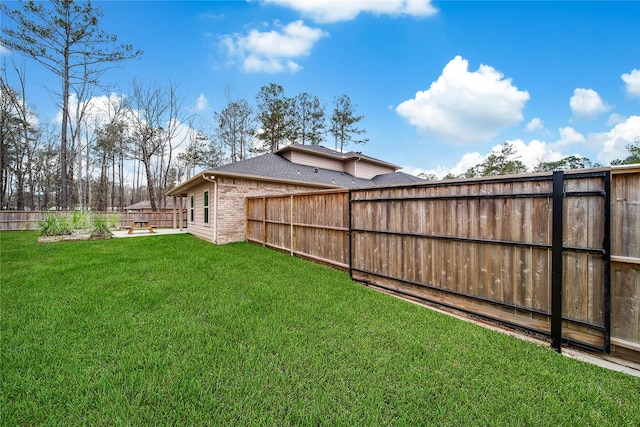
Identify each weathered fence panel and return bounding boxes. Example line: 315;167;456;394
247;167;640;361
0;210;181;231
247;191;350;268
610;166;640;359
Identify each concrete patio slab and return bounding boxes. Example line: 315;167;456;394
112;228;189;238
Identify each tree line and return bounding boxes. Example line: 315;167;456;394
0;0;368;211
417;141;640;181
184;83;368;170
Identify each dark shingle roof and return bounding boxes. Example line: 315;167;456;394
372;171;426;185
125;196;186;210
214;153;374;187
213;150;423;188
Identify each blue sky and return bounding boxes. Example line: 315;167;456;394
3;0;640;177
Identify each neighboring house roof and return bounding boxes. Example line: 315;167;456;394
372;171;426;185
167;144;423;195
125;196;186;210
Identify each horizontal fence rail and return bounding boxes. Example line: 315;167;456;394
0;210;185;231
247;167;640;361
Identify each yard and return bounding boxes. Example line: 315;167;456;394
1;232;639;425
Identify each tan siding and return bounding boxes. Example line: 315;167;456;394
186;181;215;242
345;159;396;179
287;151;345;172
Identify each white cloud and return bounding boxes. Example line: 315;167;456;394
447;152;485;177
525;118;544;132
400;165;449;179
621;69;640;98
220;20;327;74
451;139;569;178
55;92;127;128
194;94;209;112
569;88;612;119
0;44;9;55
498;139;560;171
413;136;590;179
555;126;586;148
396;56;530;144
430;119;635;179
592;115;640;164
264;0;438;23
199;12;224;20
606;113;626;127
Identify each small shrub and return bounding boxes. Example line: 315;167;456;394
71;210;92;231
107;214;119;229
61;215;73;235
91;215;111;236
38;213;58;236
38;213;73;236
57;214;73;235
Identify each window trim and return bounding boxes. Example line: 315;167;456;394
190;194;194;223
203;190;209;224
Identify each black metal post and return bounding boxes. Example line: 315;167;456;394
551;171;564;353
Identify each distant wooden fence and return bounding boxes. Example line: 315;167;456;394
247;166;640;361
0;210;183;231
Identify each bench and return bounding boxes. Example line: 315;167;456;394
128;220;155;234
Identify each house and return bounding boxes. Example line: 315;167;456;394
166;144;423;244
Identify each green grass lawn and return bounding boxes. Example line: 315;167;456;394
1;231;639;426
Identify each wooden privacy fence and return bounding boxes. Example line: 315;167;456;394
247;167;640;361
0;210;182;231
247;190;350;269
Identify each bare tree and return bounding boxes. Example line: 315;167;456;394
33;127;61;209
177;130;223;180
94;117;127;211
68;77;96;209
0;60;39;209
1;0;142;209
159;83;189;209
126;79;187;212
214;86;254;162
0;73;20;208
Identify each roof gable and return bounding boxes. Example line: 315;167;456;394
167;144;423;195
276;144;399;179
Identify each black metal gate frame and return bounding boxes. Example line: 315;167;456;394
348;171;611;354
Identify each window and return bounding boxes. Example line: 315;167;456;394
190;195;194;222
203;191;209;224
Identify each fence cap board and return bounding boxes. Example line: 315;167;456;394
611;164;640;174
